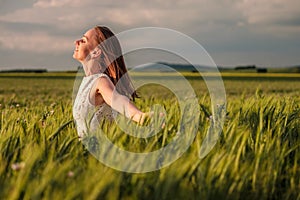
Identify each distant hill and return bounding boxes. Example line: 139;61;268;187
268;65;300;73
132;62;220;72
132;62;300;73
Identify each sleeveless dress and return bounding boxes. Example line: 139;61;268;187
73;73;114;138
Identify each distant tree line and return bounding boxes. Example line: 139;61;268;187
0;69;47;73
235;65;268;73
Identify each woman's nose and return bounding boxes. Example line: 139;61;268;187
74;39;81;46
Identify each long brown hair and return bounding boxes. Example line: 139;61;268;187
93;26;138;101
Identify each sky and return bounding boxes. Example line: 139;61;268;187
0;0;300;71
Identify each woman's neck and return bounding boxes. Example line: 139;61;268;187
82;61;103;76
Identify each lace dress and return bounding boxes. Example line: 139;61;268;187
73;73;114;138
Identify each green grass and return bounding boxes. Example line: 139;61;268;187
0;72;299;200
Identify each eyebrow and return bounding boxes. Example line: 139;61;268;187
82;35;89;41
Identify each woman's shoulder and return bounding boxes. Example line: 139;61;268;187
95;73;111;84
93;73;114;92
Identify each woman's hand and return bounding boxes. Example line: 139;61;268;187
140;111;165;129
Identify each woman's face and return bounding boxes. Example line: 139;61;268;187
73;28;98;62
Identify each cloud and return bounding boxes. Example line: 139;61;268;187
33;0;78;8
0;0;300;69
0;0;36;15
237;0;300;26
0;30;73;53
2;0;299;33
0;0;242;29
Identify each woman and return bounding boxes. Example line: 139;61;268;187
72;26;147;138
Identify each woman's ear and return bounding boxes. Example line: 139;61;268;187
91;47;102;59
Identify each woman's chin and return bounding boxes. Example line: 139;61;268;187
72;53;80;61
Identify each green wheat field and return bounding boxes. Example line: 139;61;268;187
0;72;299;200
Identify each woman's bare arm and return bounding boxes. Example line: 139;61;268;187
95;76;146;123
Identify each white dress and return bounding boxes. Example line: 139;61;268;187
73;73;114;138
